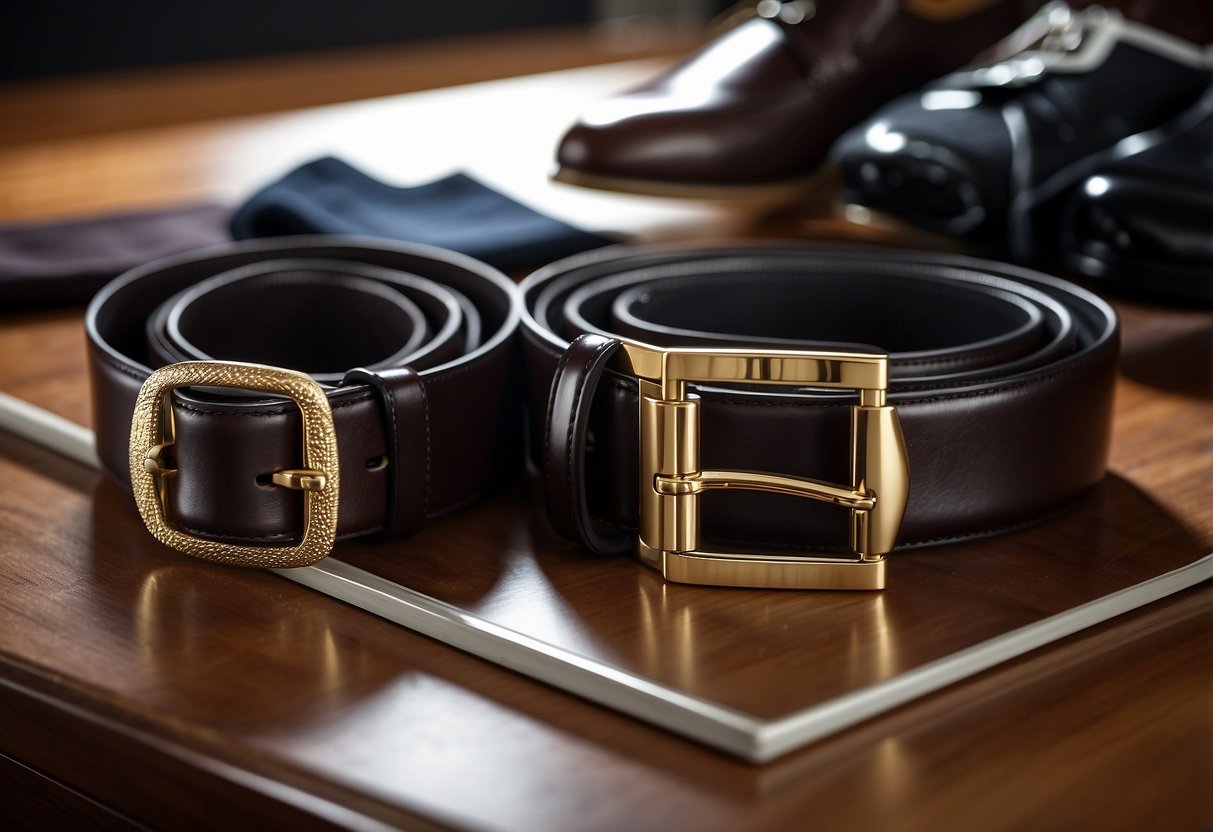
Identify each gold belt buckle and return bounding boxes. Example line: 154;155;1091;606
618;343;909;590
128;360;341;568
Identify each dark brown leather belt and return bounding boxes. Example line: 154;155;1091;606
521;242;1120;589
87;237;521;568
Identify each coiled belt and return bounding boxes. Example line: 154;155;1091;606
87;237;521;568
521;243;1119;589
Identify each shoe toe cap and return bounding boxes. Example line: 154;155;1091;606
832;92;1013;239
1067;175;1213;265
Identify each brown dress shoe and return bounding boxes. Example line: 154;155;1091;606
554;0;1031;199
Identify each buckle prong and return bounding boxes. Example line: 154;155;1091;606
618;341;909;590
142;442;177;477
655;470;876;509
271;469;330;492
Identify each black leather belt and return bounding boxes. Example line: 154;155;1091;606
521;242;1120;589
87;236;521;568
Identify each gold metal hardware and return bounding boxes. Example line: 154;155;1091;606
616;341;909;590
271;469;329;491
129;360;340;568
142;442;177;477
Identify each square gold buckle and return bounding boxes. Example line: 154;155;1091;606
128;360;340;568
616;343;909;590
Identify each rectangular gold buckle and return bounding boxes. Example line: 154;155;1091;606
128;360;340;568
616;343;909;590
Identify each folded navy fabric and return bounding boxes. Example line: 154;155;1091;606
230;157;612;270
0;203;231;306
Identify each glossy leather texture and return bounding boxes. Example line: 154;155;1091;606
87;237;522;548
1062;85;1213;304
832;3;1213;258
521;242;1119;555
542;332;632;555
554;0;1027;196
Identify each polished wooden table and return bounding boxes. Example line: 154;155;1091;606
0;29;1210;830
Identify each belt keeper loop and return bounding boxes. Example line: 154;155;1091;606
342;366;428;539
543;334;633;556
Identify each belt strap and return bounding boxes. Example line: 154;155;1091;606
521;243;1119;585
87;237;522;566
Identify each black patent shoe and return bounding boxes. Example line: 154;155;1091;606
1062;85;1213;305
831;2;1212;259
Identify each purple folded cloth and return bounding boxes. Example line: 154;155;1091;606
0;203;231;306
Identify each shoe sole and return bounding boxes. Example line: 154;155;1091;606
831;202;976;253
551;165;835;204
837;152;990;240
1064;245;1213;306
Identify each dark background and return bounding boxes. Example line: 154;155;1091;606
2;0;598;81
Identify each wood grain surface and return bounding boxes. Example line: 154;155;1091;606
0;28;1210;830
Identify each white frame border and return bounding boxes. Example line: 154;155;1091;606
3;389;1209;762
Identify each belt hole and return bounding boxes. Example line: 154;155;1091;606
365;455;389;472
